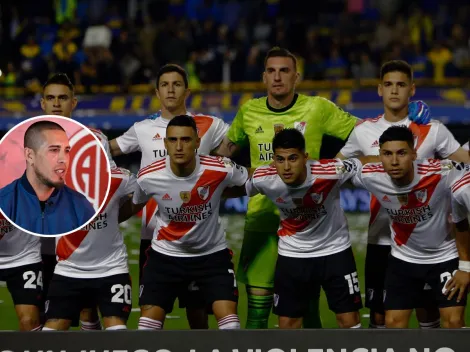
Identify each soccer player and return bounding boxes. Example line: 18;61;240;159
353;126;469;328
42;167;136;331
0;215;43;331
40;73;112;330
336;60;470;329
245;128;375;329
131;115;247;330
109;64;229;328
0;121;95;234
214;47;431;329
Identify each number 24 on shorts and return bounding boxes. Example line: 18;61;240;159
23;270;43;289
344;272;360;295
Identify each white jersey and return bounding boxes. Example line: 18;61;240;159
116;112;229;240
340;116;460;245
0;214;41;269
463;142;469;151
451;168;470;224
246;159;360;258
133;155;248;257
353;159;469;264
40;127;116;256
54;168;135;278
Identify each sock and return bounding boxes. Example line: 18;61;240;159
218;314;240;330
369;323;386;329
350;323;362;329
419;319;440;329
81;320;102;331
246;293;273;329
302;298;323;328
31;325;43;331
41;327;56;331
138;317;163;330
106;325;127;330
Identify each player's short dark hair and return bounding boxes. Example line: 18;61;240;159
167;115;198;135
24;121;66;151
156;64;189;89
379;125;415;149
380;60;413;81
43;73;75;95
272;128;305;152
264;47;297;70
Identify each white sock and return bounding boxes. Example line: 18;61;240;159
106;325;127;330
218;314;240;330
350;323;362;328
419;319;440;329
138;317;163;330
81;320;102;331
369;323;386;329
41;327;56;331
31;325;43;331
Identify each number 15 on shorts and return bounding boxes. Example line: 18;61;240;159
344;272;360;295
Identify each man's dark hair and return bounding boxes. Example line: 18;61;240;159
24;121;66;151
43;73;75;95
379;125;415;149
264;47;297;70
156;64;189;89
167;115;198;135
272;128;305;152
380;60;413;81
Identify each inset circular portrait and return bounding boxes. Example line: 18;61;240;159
0;115;111;237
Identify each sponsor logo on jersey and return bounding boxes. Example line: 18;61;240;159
415;189;427;203
152;133;162;140
197;185;210;201
382;195;391;202
255;126;264;133
273;124;284;135
162;193;172;201
180;191;191;203
371;140;379;148
294;121;307;135
65;129;110;211
397;193;409;206
276;197;286;203
310;192;323;204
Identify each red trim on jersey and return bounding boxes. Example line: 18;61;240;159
199;155;224;165
393;174;441;246
111;169;123;175
409;123;431;151
156;169;227;242
355;115;382;127
362;166;385;174
194;115;214;138
144;197;159;227
452;173;470;193
253;167;276;177
138;159;166;175
278;178;339;236
138;161;166;179
253;171;278;179
369;194;381;228
56;177;124;261
200;162;226;168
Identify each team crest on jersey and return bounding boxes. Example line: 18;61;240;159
294;121;307;135
414;189;427;203
292;198;303;207
197;185;210;201
397;194;408;206
273;124;285;135
310;192;323;204
180;191;191;203
224;159;234;168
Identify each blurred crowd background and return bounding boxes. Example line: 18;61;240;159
1;0;470;96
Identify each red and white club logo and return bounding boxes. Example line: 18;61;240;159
65;129;110;212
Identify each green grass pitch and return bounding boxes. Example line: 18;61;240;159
0;213;468;330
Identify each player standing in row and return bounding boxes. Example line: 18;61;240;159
40;73;115;330
109;64;229;329
245;129;376;329
353;126;469;328
0;215;42;331
337;60;470;329
130;115;247;330
214;47;431;329
42;167;136;331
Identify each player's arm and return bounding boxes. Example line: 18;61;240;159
212;107;248;157
118;194;146;223
335;128;364;160
109;125;140;157
222;167;255;198
447;148;470;164
434;122;470;163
